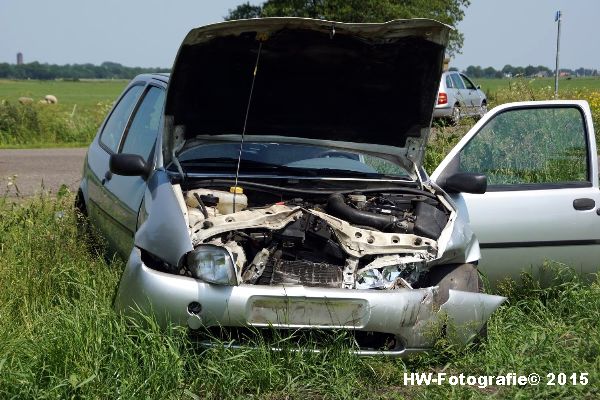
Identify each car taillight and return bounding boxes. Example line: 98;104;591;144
437;92;448;105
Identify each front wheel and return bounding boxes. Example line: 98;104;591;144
75;192;103;256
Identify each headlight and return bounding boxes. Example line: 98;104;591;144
186;245;237;286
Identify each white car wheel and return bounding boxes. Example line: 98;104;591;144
450;105;461;125
479;101;488;118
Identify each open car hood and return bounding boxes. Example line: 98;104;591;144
164;18;450;172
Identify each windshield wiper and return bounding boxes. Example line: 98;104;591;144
179;158;280;169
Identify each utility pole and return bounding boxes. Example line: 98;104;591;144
554;10;562;98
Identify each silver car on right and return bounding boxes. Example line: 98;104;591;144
433;71;487;124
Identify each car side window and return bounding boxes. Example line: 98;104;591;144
445;75;454;88
461;74;476;90
450;73;465;90
119;86;166;160
100;85;144;153
456;106;588;187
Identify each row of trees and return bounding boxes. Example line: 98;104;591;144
225;0;471;57
460;64;600;79
4;60;597;81
0;61;169;80
2;60;597;81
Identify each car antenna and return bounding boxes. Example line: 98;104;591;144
233;37;265;211
411;160;424;190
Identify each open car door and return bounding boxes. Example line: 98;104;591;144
431;100;600;284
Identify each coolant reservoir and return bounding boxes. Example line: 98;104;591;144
219;186;247;214
185;187;247;215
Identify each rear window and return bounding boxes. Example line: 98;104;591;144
445;75;453;88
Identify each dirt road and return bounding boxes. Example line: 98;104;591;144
0;148;87;197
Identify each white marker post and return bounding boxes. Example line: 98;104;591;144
554;10;562;98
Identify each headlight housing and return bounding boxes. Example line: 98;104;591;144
186;244;238;286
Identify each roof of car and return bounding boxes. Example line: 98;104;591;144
150;72;169;82
133;73;170;83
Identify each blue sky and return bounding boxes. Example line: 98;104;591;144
0;0;598;70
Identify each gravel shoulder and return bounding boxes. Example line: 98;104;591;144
0;148;87;197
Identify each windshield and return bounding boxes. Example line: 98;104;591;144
174;142;410;179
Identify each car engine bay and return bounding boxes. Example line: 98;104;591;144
161;181;454;291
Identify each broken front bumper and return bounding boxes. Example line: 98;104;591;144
115;248;506;356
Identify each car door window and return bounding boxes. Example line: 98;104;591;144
445;75;454;88
450;73;465;90
460;74;477;90
455;106;588;187
100;85;144;153
119;86;166;160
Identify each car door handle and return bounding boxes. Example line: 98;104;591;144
102;171;112;185
573;198;595;211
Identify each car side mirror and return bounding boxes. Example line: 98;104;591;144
109;153;151;178
439;172;487;194
476;85;481;90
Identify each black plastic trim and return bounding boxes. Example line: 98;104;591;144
485;181;593;192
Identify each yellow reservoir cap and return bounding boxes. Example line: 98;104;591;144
229;186;243;194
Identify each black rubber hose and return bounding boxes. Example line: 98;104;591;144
193;193;209;219
327;193;396;231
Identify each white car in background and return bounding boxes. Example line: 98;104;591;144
433;71;487;124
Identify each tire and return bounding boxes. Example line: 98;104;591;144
449;104;461;126
75;191;103;256
479;101;488;118
74;191;88;237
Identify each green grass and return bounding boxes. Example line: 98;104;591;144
0;100;111;147
1;193;598;399
476;76;600;94
1;77;600;150
0;79;126;148
0;141;90;149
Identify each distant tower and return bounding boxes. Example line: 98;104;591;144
16;52;23;65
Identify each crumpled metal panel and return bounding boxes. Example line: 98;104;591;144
134;170;193;267
307;209;437;258
440;289;507;343
192;204;302;245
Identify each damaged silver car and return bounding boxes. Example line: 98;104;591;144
77;18;506;355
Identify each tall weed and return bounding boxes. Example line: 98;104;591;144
0;194;598;398
0;101;110;146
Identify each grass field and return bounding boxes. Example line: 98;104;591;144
0;80;127;147
0;79;127;107
0;194;598;399
1;77;600;149
476;76;600;94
